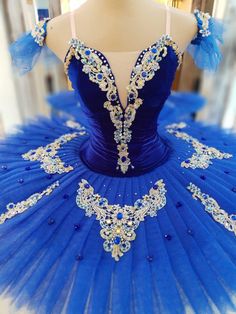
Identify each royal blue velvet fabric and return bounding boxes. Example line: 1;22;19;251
67;46;178;176
1;10;236;314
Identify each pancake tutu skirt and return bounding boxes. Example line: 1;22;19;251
1;9;236;314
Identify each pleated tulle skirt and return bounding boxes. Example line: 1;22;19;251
0;115;236;314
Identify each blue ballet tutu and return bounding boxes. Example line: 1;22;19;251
0;115;235;314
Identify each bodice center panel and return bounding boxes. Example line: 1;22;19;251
64;36;182;176
102;51;141;110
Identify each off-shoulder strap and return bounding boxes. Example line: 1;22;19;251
165;4;171;36
9;18;50;75
187;9;224;71
70;11;77;39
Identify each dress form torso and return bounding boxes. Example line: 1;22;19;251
46;0;197;61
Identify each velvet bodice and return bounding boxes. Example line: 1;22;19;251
9;9;223;176
65;39;181;176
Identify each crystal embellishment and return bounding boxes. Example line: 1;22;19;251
31;18;50;47
64;36;182;174
76;179;167;261
22;132;84;174
187;183;236;235
166;122;233;169
194;10;211;38
0;181;59;224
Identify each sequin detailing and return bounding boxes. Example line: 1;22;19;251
31;18;50;47
166;122;233;169
22;133;82;174
0;181;59;224
194;10;211;37
76;179;167;261
65;36;182;174
187;183;236;235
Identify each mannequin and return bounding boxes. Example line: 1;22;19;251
46;0;197;59
46;0;197;109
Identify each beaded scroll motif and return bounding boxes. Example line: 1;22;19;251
194;9;211;38
166;122;232;169
77;179;167;261
0;181;59;224
187;183;236;235
22;131;86;174
65;36;182;174
31;18;50;47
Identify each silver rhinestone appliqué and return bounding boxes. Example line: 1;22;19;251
166;122;233;169
0;181;59;224
187;183;236;235
76;179;167;261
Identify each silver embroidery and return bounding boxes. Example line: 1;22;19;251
194;10;211;37
187;183;236;234
22;133;82;174
0;181;59;224
31;18;50;47
65;36;182;174
76;179;167;261
166;122;233;169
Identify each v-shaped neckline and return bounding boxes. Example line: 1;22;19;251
64;34;182;174
64;34;182;111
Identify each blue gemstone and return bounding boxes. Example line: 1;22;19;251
136;201;143;208
85;49;91;56
185;160;190;164
176;202;182;208
114;236;121;244
48;218;55;225
121;156;126;162
75;254;83;261
187;229;194;236
164;234;172;241
141;71;147;78
129;93;134;100
46;148;51;153
231;215;236;221
153;184;158;190
146;255;153;262
74;224;80;230
111;94;117;101
97;73;103;80
84;183;90;189
151;47;157;53
116;212;123;220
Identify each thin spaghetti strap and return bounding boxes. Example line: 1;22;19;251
165;4;171;36
70;10;77;39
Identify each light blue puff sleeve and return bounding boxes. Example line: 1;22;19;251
9;18;50;75
187;10;224;71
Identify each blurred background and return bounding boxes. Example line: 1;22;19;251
0;0;236;136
